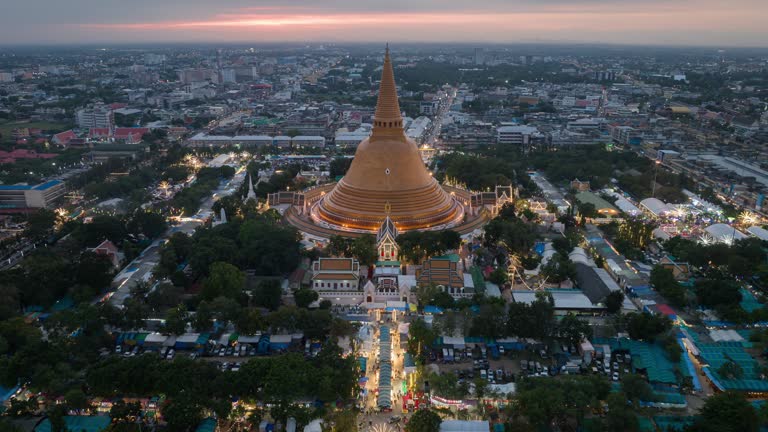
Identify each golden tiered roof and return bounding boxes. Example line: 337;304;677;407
315;46;461;231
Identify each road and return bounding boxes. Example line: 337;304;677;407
427;87;456;150
358;311;410;431
107;167;247;307
0;240;41;271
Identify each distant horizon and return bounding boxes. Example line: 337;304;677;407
1;40;767;51
2;0;768;48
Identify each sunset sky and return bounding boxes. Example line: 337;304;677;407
2;0;767;46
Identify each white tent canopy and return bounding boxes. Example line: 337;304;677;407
640;198;672;217
440;421;491;432
704;223;747;243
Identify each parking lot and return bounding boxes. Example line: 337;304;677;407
430;345;637;386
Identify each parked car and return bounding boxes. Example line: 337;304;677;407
612;372;619;381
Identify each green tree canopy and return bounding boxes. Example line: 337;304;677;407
202;262;245;300
405;409;442;432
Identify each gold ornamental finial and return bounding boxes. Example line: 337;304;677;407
384;201;391;215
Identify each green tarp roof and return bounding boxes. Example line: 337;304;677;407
699;342;768;392
196;418;217;432
36;416;111;432
593;337;689;384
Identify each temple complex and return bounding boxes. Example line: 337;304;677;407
279;47;513;240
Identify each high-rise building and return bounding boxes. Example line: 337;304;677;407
177;68;216;84
76;103;114;130
0;180;66;209
221;68;236;83
496;125;539;146
474;48;485;65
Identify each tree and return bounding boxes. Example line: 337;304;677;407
202;262;245;300
207;296;242;324
164;305;188;335
577;202;598;219
558;313;592;346
650;266;686;307
253;279;283;310
162;396;203;432
604;392;638;432
75;251;114;292
517;375;610;429
329;157;353;178
604;291;624;314
167;232;194;262
17;251;71;307
431;291;455;310
235;308;265;335
25;208;56;239
541;253;576;285
73;215;127;246
406;409;442;432
127;210;168;238
350;234;377;266
0;284;20;320
294;289;319;308
717;360;744;380
688;391;758;432
407;318;436;361
625;312;671;341
488;267;508;285
192;302;213;332
64;388;89;413
47;404;67;432
663;333;682;362
695;279;741;310
238;219;301;275
147;283;184;310
110;399;142;422
326;235;351;257
415;284;441;309
621;374;653;406
470;303;507;339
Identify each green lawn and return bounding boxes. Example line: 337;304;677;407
0;120;72;143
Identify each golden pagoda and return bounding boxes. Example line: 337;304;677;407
315;46;462;231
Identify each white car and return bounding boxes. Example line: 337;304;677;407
612;372;619;381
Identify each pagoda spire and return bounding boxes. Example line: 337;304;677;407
372;44;404;137
245;173;257;202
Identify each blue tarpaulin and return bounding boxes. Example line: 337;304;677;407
424;305;444;314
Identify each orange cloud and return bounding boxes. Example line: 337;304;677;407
71;5;768;46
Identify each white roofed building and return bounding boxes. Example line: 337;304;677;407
640;198;672;217
747;226;768;241
704;223;747;243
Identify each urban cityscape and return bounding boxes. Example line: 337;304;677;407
0;2;768;432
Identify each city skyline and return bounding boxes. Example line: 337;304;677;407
2;0;768;47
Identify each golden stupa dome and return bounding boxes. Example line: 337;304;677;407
315;46;461;231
